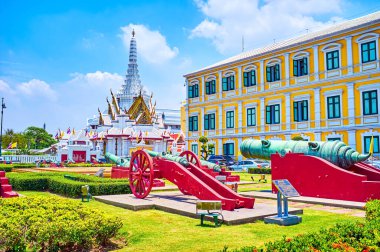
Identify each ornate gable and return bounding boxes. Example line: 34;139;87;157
127;95;152;124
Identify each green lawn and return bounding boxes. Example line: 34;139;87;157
231;172;272;192
17;191;362;252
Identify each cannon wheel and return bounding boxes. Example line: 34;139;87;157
129;150;154;199
179;150;201;168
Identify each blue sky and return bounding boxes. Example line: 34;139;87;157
1;0;380;134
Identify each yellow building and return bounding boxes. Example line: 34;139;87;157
183;11;380;159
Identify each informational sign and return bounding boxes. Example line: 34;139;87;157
273;179;300;198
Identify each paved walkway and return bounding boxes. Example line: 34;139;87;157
94;191;303;225
253;198;365;218
241;191;365;209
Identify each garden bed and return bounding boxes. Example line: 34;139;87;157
7;172;130;197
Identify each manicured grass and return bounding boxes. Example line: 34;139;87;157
17;191;362;252
231;173;272;192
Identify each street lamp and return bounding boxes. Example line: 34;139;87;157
0;98;6;157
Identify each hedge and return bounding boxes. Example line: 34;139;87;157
0;163;36;170
12;163;36;168
226;200;380;252
66;163;113;167
7;172;131;197
248;168;271;174
0;165;12;172
0;196;123;251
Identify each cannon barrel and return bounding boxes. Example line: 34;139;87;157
105;152;130;167
240;139;370;169
145;150;190;167
199;159;221;172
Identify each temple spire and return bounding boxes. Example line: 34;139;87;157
116;27;144;110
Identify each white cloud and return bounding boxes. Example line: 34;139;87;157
120;24;179;64
191;0;344;54
68;71;123;87
17;79;57;101
0;80;14;94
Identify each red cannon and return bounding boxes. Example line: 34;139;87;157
127;149;254;211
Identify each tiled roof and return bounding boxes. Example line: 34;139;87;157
184;11;380;77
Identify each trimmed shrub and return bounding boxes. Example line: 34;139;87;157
0;196;123;251
248;168;271;174
66;163;113;167
0;165;12;172
7;172;131;197
12;163;36;168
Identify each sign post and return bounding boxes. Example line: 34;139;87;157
264;179;302;226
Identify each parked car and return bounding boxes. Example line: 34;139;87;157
252;159;271;168
207;155;236;166
229;160;262;171
364;159;380;169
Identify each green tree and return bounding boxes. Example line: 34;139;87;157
199;136;215;160
292;135;306;141
24;126;57;149
1;129;27;150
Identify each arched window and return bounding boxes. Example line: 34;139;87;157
188;80;199;98
205;75;216;95
321;43;342;71
356;33;379;64
222;71;235;91
266;58;281;82
292;51;309;77
243;65;257;87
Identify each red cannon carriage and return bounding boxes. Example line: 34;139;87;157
126;149;254;211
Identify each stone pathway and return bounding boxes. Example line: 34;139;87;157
94;192;303;225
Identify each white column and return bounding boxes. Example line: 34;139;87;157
314;132;321;141
218;104;223;135
218;138;223;155
285;92;290;130
86;148;91;162
260;60;264;91
314;88;321;128
238;101;242;133
201;75;205;101
218;70;223;98
260;97;265;131
313;45;319;81
346;36;353;75
237;137;242;161
285;134;291;140
348;130;356;150
347;82;355;125
201;106;205;135
185;78;189;149
238;66;242;95
185;106;189;150
284;53;290;86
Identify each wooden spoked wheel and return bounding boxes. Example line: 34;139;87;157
129;150;154;199
179;150;201;168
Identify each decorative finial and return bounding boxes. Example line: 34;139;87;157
132;29;135;38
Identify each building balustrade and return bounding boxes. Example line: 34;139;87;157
2;155;57;163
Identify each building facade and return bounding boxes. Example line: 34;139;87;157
183;11;380;159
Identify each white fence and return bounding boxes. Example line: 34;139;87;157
1;155;57;163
